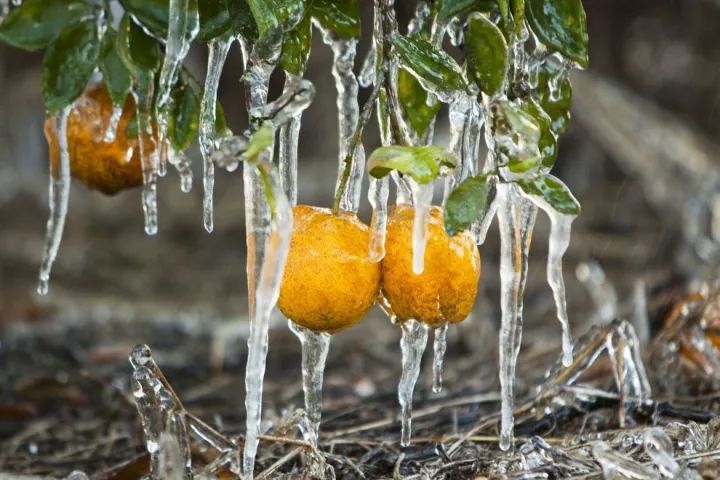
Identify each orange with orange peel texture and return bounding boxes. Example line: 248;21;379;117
278;205;381;333
44;83;148;195
381;204;481;327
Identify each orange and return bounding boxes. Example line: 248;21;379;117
278;205;382;333
381;204;481;327
44;83;149;195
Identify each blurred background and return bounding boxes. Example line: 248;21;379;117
2;0;720;476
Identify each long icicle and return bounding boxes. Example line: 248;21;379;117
133;74;160;235
200;36;232;232
37;106;72;295
497;183;537;451
432;322;448;393
398;319;429;447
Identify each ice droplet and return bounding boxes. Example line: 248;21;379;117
200;36;232;233
398;319;430;447
432;322;448;393
289;321;331;447
368;176;389;262
37;106;72;296
168;147;193;193
409;180;434;275
133;76;160;235
497;183;537;451
103;105;123;143
156;0;199;151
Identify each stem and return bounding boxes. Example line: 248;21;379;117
512;0;525;36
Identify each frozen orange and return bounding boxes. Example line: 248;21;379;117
381;204;481;327
44;83;150;195
278;205;381;333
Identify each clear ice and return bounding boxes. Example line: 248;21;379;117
103;105;123;143
432;322;448;393
37;106;72;296
133;76;160;235
368;176;389;262
398;319;430;447
409;179;434;275
278;73;304;207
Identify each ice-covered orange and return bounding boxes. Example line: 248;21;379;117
278;205;381;333
381;204;481;327
44;84;148;195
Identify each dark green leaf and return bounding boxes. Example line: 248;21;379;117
444;174;490;236
516;174;580;215
526;0;588;68
309;0;360;39
119;0;169;39
117;14;162;73
199;0;233;41
436;0;497;24
391;34;467;94
397;68;441;137
532;59;572;134
246;0;303;36
168;80;200;151
227;0;258;39
367;145;456;184
465;13;507;96
99;29;132;107
42;19;101;113
279;13;311;75
0;0;95;51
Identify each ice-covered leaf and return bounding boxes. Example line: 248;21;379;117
493;99;541;174
99;29;132;107
227;0;258;40
119;0;170;39
0;0;95;51
42;19;101;113
465;12;507;96
168;79;200;151
247;0;304;36
436;0;497;24
279;13;311;75
444;174;490;236
390;34;467;95
398;68;441;137
309;0;360;39
368;145;456;184
198;0;232;41
522;98;557;169
516;174;580;215
244;124;274;162
533;59;572;134
117;14;162;74
526;0;589;68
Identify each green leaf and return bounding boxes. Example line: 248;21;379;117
309;0;360;39
526;0;588;68
397;68;442;137
444;174;490;236
119;0;169;39
521;98;557;170
246;0;304;36
465;13;507;96
99;29;132;107
533;59;572;134
199;0;233;41
390;34;467;94
0;0;95;51
498;0;509;24
244;124;274;162
436;0;497;24
215;100;229;135
227;0;258;39
516;174;580;215
493;99;541;174
279;13;311;75
41;19;101;113
367;145;456;184
168;80;200;151
117;14;162;74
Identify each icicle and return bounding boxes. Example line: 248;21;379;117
496;183;537;451
158;432;186;480
398;319;429;447
432;322;448;393
358;41;376;88
103;105;123;143
409;180;434;275
131;366;165;474
200;36;232;233
133;77;160;235
156;0;199;150
289;322;331;447
368;176;389;262
319;28;362;213
168;148;193;193
37;106;72;295
278;73;303;206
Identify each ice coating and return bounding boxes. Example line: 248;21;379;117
398;319;429;447
443;94;474;203
496;183;537;451
158;432;186;480
289;322;331;447
133;77;160;235
103;104;123;143
368;176;390;262
168;148;193;193
278;73;303;206
643;428;680;477
432;322;448;393
37;106;72;295
592;442;656;480
200;36;232;233
409;179;434;275
156;0;199;152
